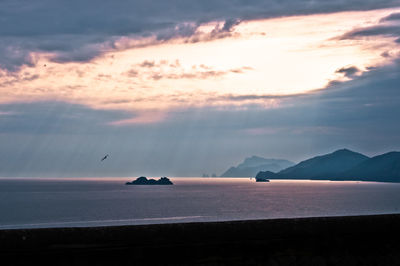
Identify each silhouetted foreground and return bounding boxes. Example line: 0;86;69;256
125;176;173;185
1;214;400;265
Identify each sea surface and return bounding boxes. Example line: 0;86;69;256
1;177;400;229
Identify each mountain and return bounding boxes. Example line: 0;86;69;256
255;149;400;182
340;152;400;182
221;156;294;177
257;149;370;180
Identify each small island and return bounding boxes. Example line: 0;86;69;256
126;176;173;185
255;176;270;182
255;171;273;182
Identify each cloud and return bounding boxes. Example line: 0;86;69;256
126;69;139;78
166;59;400;136
2;9;398;116
340;11;400;43
342;25;400;39
0;44;37;71
139;60;156;68
183;19;242;43
125;60;253;81
213;93;303;102
110;19;243;52
1;60;400;176
0;71;40;87
160;68;248;80
222;19;241;32
1;0;400;70
335;65;360;77
380;12;400;21
155;23;199;42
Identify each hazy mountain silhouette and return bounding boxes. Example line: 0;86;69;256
221;156;294;177
256;149;400;182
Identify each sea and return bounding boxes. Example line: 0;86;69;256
1;177;400;229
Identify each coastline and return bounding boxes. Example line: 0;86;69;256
1;214;400;265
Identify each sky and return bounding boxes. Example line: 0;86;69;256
1;0;400;177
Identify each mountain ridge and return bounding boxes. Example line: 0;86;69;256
277;149;369;179
256;149;400;182
339;151;400;182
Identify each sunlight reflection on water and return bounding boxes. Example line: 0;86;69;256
0;177;399;229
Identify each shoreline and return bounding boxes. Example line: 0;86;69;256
1;214;400;265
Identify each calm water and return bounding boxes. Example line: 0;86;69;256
1;177;400;229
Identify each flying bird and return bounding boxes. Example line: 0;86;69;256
101;154;109;161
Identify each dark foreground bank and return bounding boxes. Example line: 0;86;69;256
1;214;400;265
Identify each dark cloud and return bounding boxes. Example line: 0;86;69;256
0;44;37;71
137;60;178;69
155;23;199;41
155;67;252;80
335;65;360;77
139;60;156;68
1;0;400;70
2;0;398;37
222;19;241;32
214;93;305;102
125;60;252;80
0;35;113;70
126;69;139;78
340;11;400;43
0;71;40;87
380;12;400;21
183;19;242;43
342;25;400;39
167;70;226;80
